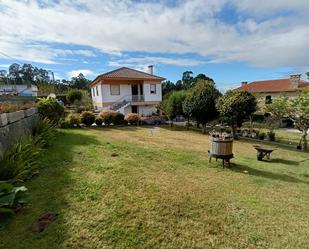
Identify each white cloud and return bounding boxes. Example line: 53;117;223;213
0;0;308;67
67;69;94;78
108;56;204;69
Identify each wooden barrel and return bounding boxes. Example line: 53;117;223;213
209;137;233;156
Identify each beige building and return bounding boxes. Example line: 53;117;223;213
237;74;309;108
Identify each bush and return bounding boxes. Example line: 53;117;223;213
114;112;125;125
67;89;83;104
0;137;41;181
32;117;57;147
59;119;72;129
258;132;266;140
37;97;64;123
100;110;117;125
95;116;103;126
267;131;276;141
125;113;141;125
68;113;81;127
80;111;95;126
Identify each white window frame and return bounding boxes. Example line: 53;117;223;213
110;85;120;95
150;84;156;94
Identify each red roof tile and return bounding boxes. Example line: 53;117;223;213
237;79;309;93
91;67;165;86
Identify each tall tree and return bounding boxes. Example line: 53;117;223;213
8;63;22;84
217;90;257;137
183;80;221;133
182;71;194;89
70;73;90;89
162;80;176;96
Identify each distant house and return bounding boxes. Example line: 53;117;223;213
237;74;309;106
89;66;165;115
0;84;38;97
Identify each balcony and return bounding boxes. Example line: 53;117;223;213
131;95;144;102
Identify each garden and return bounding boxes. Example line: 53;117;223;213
0;84;309;248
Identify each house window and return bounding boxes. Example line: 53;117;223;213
150;84;156;94
110;85;120;95
96;86;99;96
265;95;272;104
92;88;95;97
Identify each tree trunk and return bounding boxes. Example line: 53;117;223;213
169;120;173;127
301;129;308;151
202;124;206;134
232;125;238;139
186;117;190;130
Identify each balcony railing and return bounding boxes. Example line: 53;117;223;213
132;95;144;102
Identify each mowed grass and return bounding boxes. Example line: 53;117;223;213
1;126;309;249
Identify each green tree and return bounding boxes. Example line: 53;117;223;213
67;89;83;104
182;71;194;89
289;90;309;151
163;90;187;126
264;95;290;132
183;80;221;133
217;90;257;137
70;73;90;89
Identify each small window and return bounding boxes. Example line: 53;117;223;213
265;95;272;104
110;85;120;95
96;86;99;96
92;88;95;97
150;84;156;94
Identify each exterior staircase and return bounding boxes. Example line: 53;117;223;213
108;94;144;112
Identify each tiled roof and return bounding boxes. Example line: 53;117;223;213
91;67;165;85
237;79;309;93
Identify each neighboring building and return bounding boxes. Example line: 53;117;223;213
0;84;38;97
237;74;309;107
89;66;165;116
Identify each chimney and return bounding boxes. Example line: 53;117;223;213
241;81;248;86
289;74;301;89
147;65;153;75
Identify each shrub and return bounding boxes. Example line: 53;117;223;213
258;132;266;140
100;110;117;125
32;117;57;147
67;89;83;104
267;131;276;141
37;97;64;123
114;112;125;125
0;137;41;181
95;116;103;126
125;113;141;125
80;111;95;126
59;119;72;129
0;182;30;228
68;113;81;127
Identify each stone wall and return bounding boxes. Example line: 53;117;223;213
0;108;38;155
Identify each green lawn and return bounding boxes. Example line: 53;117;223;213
1;126;309;249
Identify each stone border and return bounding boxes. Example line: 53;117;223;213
0;107;37;127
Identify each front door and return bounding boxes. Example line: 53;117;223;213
132;85;138;95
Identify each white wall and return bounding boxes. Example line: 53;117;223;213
0;84;37;96
101;84;131;102
143;82;162;102
138;105;157;116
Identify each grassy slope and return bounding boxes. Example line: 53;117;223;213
1;126;309;249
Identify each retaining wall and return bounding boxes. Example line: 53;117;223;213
0;108;38;154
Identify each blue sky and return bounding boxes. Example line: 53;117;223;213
0;0;308;91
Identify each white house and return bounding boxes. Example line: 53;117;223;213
89;66;165;116
0;84;38;96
